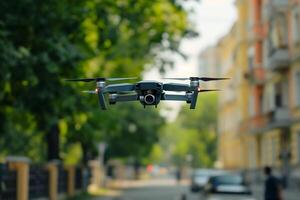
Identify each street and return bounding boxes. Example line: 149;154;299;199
113;185;197;200
92;180;199;200
89;178;300;200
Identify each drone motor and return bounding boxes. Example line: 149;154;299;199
109;93;118;104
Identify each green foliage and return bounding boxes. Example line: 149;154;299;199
158;93;218;168
0;0;193;163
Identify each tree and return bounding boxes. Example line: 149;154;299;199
0;0;88;161
0;0;194;163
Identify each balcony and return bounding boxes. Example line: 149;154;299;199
239;114;269;135
263;0;289;20
267;48;290;71
239;107;291;134
244;67;265;85
271;0;289;7
268;107;291;128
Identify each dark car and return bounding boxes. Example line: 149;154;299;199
190;169;226;192
201;173;255;200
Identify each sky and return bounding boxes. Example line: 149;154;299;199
144;0;237;121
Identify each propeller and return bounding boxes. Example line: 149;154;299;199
163;77;229;82
198;89;220;92
65;77;137;82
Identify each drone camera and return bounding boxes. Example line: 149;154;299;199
144;94;156;105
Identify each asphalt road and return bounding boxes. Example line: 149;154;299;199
96;184;199;200
119;185;198;200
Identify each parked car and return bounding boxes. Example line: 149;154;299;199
201;173;255;200
190;169;226;192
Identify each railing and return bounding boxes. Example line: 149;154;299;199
29;164;49;199
239;106;293;134
0;159;95;200
0;163;17;200
239;113;270;134
263;0;289;20
58;165;68;194
267;47;290;71
244;67;266;85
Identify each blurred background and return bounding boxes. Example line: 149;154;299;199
1;0;300;200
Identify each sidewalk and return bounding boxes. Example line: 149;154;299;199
251;184;300;200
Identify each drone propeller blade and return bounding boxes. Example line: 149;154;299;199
198;89;220;92
163;77;229;82
81;90;97;94
65;77;137;82
163;78;189;81
198;77;229;82
107;77;137;81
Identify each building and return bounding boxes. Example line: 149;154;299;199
217;23;242;169
208;0;300;186
288;0;300;175
216;0;250;170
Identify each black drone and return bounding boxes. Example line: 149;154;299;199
66;77;228;110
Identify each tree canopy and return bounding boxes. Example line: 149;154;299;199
0;0;194;163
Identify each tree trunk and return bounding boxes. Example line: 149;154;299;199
47;123;60;160
81;143;89;166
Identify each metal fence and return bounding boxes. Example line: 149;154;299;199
58;164;68;194
29;164;49;199
0;163;17;200
0;162;90;200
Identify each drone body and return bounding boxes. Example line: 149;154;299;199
66;77;227;110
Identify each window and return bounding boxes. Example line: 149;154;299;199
271;137;277;165
274;80;289;108
275;83;283;107
292;6;300;44
270;14;288;52
249;94;255;117
248;47;254;70
297;132;300;162
263;84;275;113
295;71;300;106
248;140;257;168
261;138;268;166
248;56;254;70
259;92;264;114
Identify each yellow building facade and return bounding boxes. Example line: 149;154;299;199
217;0;250;170
217;23;243;169
199;1;300;180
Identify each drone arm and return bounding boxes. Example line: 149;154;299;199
163;83;191;92
98;91;107;110
162;94;189;101
190;90;199;109
104;83;135;93
115;94;138;102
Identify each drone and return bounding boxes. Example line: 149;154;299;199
66;77;228;110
